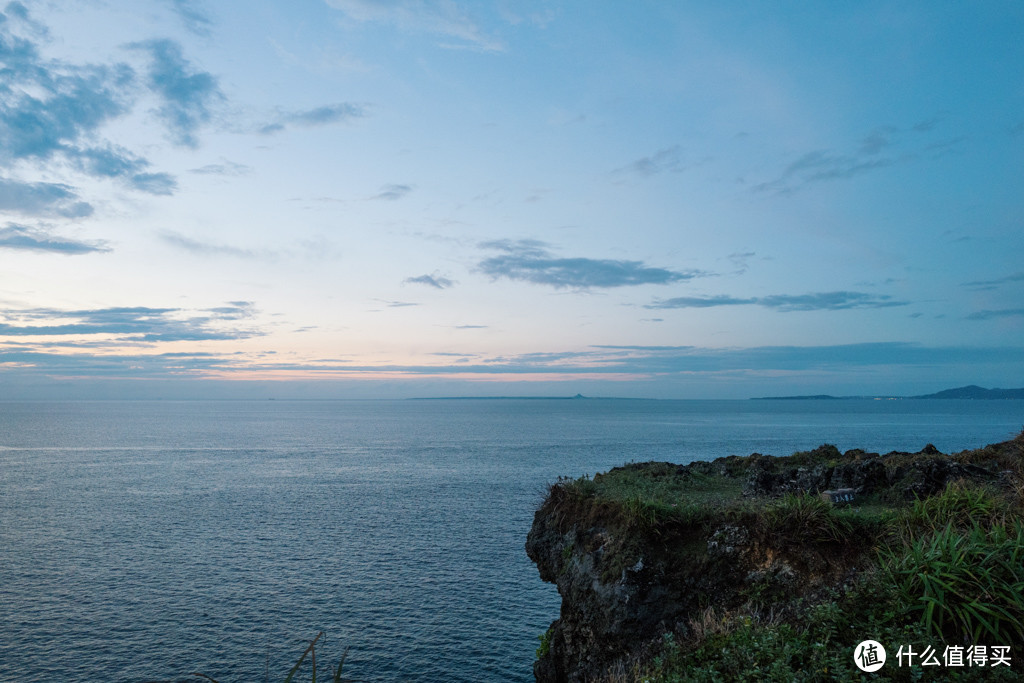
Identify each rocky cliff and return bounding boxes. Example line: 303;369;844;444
526;434;1024;682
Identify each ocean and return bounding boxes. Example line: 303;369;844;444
1;398;1022;682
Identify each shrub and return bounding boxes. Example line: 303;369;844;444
760;493;853;546
537;627;554;659
883;520;1024;644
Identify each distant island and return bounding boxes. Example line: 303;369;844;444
754;384;1024;400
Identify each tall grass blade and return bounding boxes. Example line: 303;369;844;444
284;632;323;683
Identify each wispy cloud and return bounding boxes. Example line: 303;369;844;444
727;251;756;275
0;178;93;218
0;223;109;254
404;273;454;289
859;126;898;155
965;308;1024;321
0;303;260;342
129;172;177;195
372;184;412;200
753;122;960;195
159;231;257;258
166;0;213;37
369;299;419;308
757;150;893;194
963;272;1024;291
478;239;702;289
260;103;365;134
130;39;222;148
326;0;503;51
188;160;251;176
68;145;172;192
647;291;908;312
614;145;684;177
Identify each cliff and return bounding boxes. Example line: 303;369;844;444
526;433;1024;682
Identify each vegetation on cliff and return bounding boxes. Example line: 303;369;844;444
527;432;1024;682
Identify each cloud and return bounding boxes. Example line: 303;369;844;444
785;150;891;183
159;231;257;258
287;103;364;126
454;324;486;329
614;145;684;177
727;251;756;274
326;0;503;51
478;239;702;289
859;126;897;155
70;147;177;194
963;272;1024;291
4;340;1023;387
965;308;1024;321
0;5;189;199
71;146;147;177
561;342;1024;375
648;295;754;309
0;32;133;163
751;122;959;195
167;0;213;36
188;160;251;176
260;103;365;134
912;116;943;133
647;291;908;312
0;223;109;254
130;39;221;148
368;298;420;309
131;172;178;195
372;183;412;200
0;177;93;218
0;303;260;342
404;273;454;289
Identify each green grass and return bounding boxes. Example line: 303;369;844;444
557;465;746;530
884;520;1024;644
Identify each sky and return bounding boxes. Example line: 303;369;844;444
1;0;1022;399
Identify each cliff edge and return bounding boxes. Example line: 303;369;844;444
526;433;1024;682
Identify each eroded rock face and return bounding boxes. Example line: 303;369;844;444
525;488;861;682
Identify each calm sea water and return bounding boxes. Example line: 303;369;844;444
1;398;1022;682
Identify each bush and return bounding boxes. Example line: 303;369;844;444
883;520;1024;644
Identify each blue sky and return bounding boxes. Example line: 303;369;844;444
1;0;1022;399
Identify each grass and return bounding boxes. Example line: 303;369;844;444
541;441;1024;682
551;464;746;532
162;633;361;683
884;520;1024;644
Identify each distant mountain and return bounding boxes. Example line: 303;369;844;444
753;385;1024;400
914;385;1024;400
